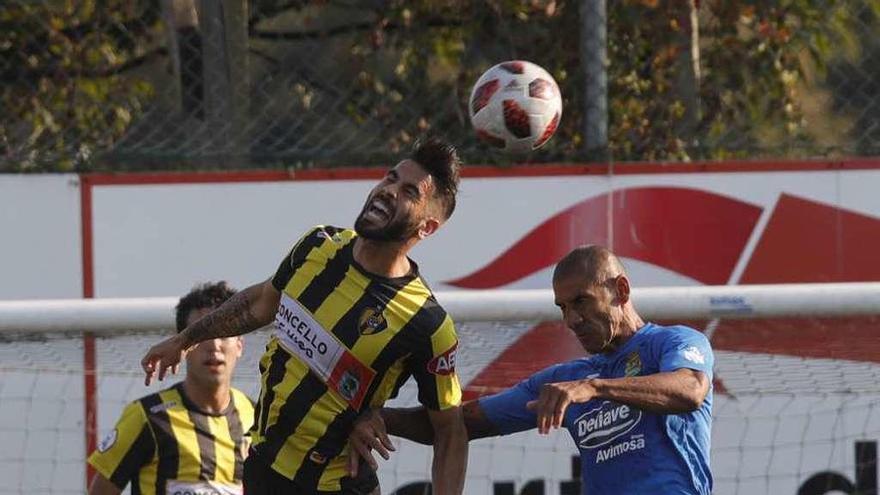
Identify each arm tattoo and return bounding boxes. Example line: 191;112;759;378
181;286;266;346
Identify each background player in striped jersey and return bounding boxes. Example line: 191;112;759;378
140;137;468;494
89;281;254;495
350;246;714;494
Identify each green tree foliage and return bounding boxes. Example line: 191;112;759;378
1;0;878;171
1;1;161;171
605;0;880;160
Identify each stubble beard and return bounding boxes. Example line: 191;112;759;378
354;209;420;242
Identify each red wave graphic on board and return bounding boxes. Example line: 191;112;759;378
713;194;880;362
446;187;763;288
740;194;880;284
460;192;880;400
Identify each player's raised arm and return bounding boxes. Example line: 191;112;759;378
526;325;714;431
141;278;279;385
526;368;711;434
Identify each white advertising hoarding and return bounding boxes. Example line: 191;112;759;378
2;161;880;494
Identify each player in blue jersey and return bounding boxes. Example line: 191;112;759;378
349;245;713;494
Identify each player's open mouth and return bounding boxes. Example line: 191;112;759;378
204;358;225;368
365;198;392;221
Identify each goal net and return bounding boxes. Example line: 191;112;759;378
1;283;879;495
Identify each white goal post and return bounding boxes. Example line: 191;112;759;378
2;282;880;334
3;282;880;495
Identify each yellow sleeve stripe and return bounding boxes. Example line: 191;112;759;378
430;314;462;409
430;314;458;354
87;400;152;485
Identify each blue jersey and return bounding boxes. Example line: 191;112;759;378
479;323;713;495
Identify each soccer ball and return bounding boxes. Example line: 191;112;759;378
468;60;562;153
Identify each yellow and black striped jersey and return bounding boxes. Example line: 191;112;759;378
88;384;254;495
250;225;461;491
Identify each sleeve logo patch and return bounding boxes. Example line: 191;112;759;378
98;429;118;453
427;344;458;375
682;346;706;365
317;229;343;243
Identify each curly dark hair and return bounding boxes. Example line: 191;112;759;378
409;135;462;220
175;281;236;332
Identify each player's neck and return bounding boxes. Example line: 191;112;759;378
353;237;416;278
182;377;231;415
604;309;646;353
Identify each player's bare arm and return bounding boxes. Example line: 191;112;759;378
88;473;122;495
382;406;433;445
141;279;280;385
528;368;710;434
348;400;499;472
349;406;471;491
428;406;468;495
386;401;499;444
179;280;279;344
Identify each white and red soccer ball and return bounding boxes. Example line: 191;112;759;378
468;60;562;153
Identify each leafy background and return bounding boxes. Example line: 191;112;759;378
2;0;879;171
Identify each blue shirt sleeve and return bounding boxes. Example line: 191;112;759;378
657;326;714;379
477;364;564;435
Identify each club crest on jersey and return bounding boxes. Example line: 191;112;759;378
427;343;457;375
625;352;642;377
358;306;388;335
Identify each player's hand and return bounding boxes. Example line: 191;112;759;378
526;379;598;435
348;408;395;476
141;333;190;386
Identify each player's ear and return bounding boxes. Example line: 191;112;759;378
234;336;244;358
614;275;631;305
417;217;440;240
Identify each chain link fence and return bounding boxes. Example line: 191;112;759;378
2;0;880;172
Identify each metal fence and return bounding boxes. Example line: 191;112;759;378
2;0;879;172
